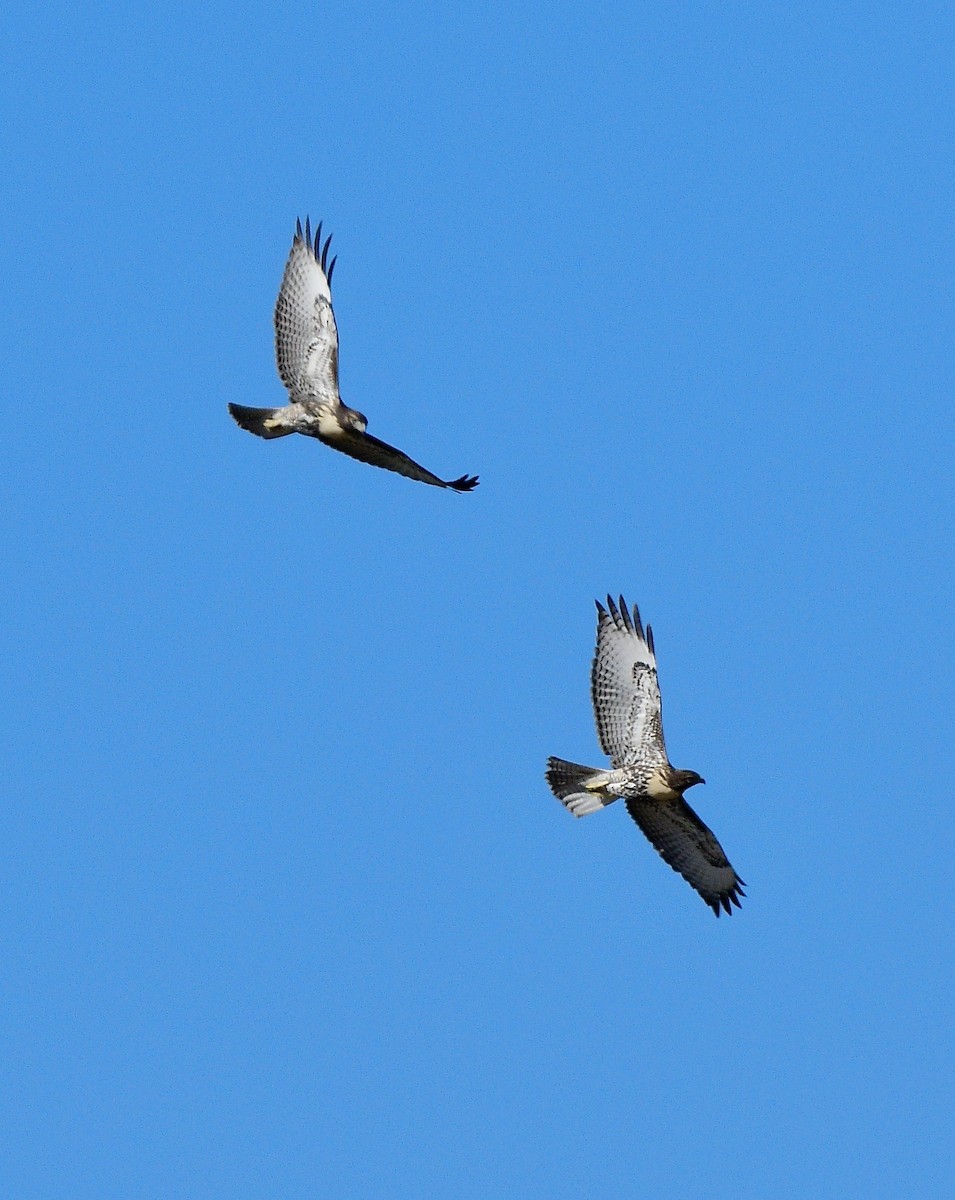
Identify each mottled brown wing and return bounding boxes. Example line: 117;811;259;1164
625;795;745;916
274;218;340;404
591;596;667;770
324;427;478;491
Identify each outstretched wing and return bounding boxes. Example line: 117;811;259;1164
323;427;479;491
591;596;667;769
274;217;340;404
625;796;746;916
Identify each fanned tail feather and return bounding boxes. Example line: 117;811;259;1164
228;403;294;439
545;756;616;817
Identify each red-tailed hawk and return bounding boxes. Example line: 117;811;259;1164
229;219;478;491
547;596;745;916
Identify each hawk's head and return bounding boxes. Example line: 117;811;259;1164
670;768;705;793
340;405;369;433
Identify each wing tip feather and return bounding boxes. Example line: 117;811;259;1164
446;473;479;492
598;593;651;648
293;216;335;286
708;877;746;917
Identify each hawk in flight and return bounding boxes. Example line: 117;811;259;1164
546;596;745;916
229;218;479;491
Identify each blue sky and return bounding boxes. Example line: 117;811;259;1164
2;2;953;1196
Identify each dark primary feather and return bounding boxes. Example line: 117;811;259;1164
297;216;337;284
624;795;746;916
603;594;653;653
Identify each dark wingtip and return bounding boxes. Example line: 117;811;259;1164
447;474;479;492
618;595;634;634
605;593;649;644
632;600;646;641
708;878;746;916
299;219;335;279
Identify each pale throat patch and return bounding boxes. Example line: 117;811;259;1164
316;407;344;437
645;768;679;801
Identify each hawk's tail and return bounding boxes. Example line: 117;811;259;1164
545;756;616;818
228;403;294;439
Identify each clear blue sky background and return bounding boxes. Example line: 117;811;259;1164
2;3;953;1196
